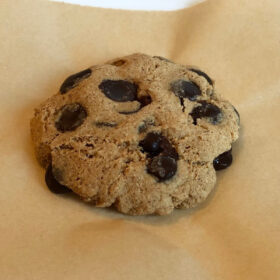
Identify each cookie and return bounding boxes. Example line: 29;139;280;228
30;53;240;215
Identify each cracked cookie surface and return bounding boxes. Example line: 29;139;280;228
30;53;240;215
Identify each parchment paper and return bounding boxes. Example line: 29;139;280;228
0;0;280;279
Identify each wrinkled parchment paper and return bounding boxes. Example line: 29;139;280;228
1;0;280;279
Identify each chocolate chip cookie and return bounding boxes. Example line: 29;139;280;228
30;53;240;215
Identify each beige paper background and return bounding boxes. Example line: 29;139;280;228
1;0;280;279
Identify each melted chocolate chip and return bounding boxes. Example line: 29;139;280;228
99;80;138;102
147;155;177;181
140;132;162;154
60;68;92;94
170;80;201;101
189;68;213;85
190;101;222;125
45;165;72;194
213;149;233;170
55;103;87;132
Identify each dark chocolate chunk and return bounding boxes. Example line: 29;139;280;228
99;80;138;102
213;149;233;170
170;80;201;101
190;101;222;125
55;103;87;132
140;132;162;154
189;68;213;85
60;68;92;94
45;165;72;194
147;155;177;181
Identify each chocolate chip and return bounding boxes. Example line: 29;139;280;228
99;80;138;102
60;68;92;94
111;59;126;66
189;68;213;85
170;80;201;101
160;137;179;160
140;133;179;160
179;97;185;112
140;132;162;154
147;155;177;181
138;95;152;107
55;103;87;132
190;101;222;125
45;165;72;194
213;149;233;170
140;133;179;180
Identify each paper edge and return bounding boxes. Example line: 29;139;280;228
50;0;205;11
